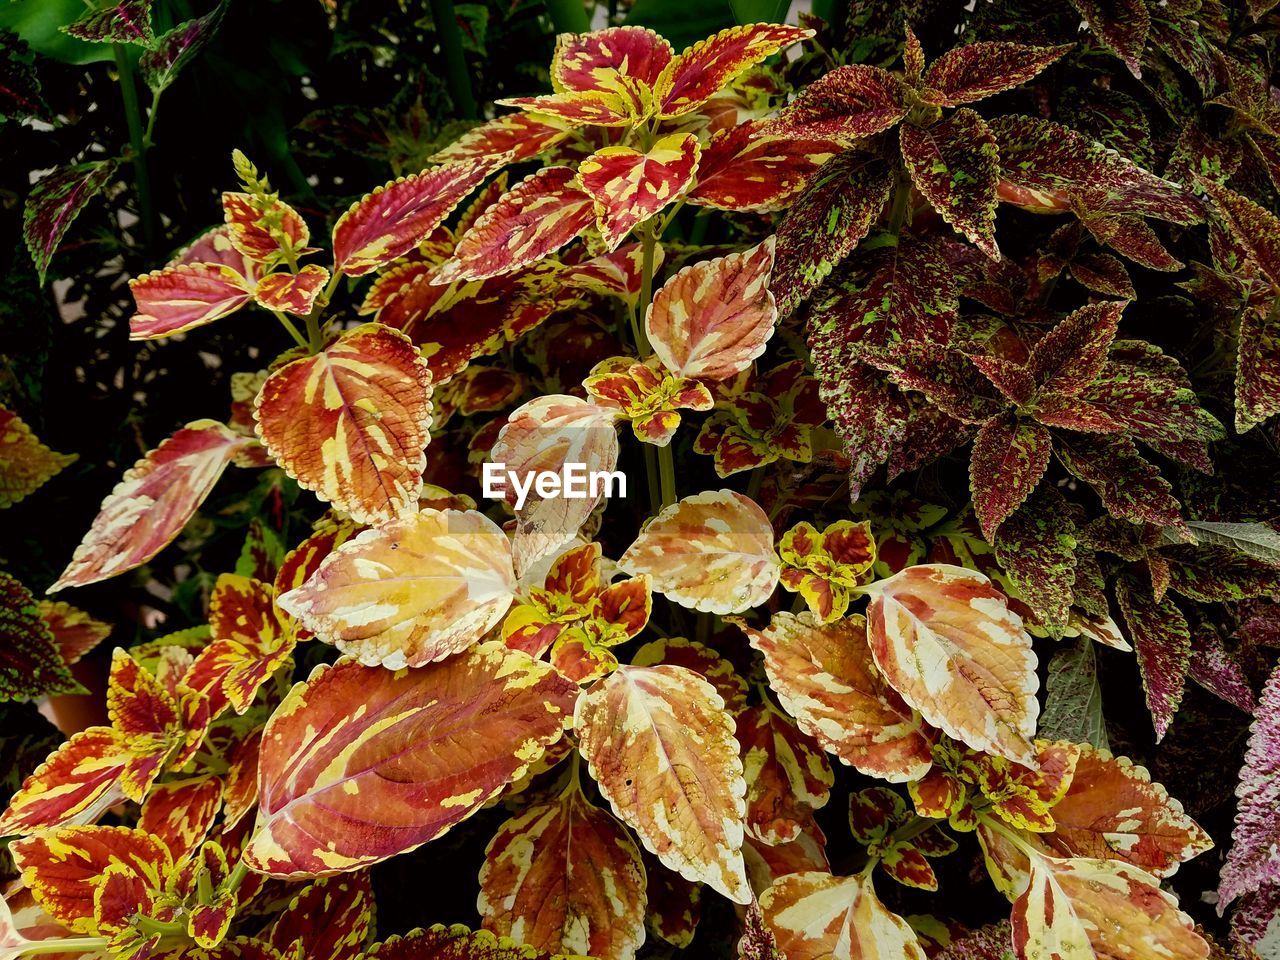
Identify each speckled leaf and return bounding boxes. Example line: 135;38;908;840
864;564;1039;764
1042;744;1211;876
0;409;75;508
736;704;833;845
618;490;779;615
245;643;575;878
1054;434;1184;529
922;42;1071;106
654;24;812;119
0;573;78;702
993;486;1079;632
24;160;118;284
254;323;433;525
760;871;927;960
435;168;595;283
767;65;909;142
63;2;153;43
773;151;893;315
267;873;374;960
277;509;515;669
1069;0;1150;77
51;420;248;592
367;924;564;960
478;781;646;960
1040;640;1108;750
1219;666;1280;913
646;238;776;381
686;121;839;213
735;612;933;782
901;110;1000;259
578;133;699;250
574;663;751;904
332;158;502;276
970;417;1051;542
139;776;222;860
1116;576;1191;742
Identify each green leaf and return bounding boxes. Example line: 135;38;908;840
0;572;81;702
1166;521;1280;564
1039;638;1109;750
625;0;734;53
0;0;115;65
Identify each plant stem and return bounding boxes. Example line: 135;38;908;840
113;44;156;251
19;938;111;957
143;91;163;148
745;467;764;502
642;444;661;516
657;443;677;509
635;222;657;358
305;313;324;352
544;0;590;33
226;860;251;894
430;0;479;119
273;311;308;348
886;167;911;242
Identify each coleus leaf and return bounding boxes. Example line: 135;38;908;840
37;600;111;665
645;238;777;381
734;612;933;781
23;160;118;285
1039;640;1109;750
0;727;130;835
244;643;575;878
550;26;671;95
900;109;1001;259
128;263;256;340
644;850;701;947
254;266;330;315
767;65;910;142
139;0;228;92
1069;0;1150;78
0;573;79;702
430;114;571;165
632;636;748;714
864;564;1039;764
267;873;373;960
478;780;646;960
0;31;48;125
1116;576;1191;742
737;703;834;845
993;486;1079;633
759;871;927;960
686;121;839;213
0;409;76;508
277;509;515;669
62;1;153;44
574;663;752;904
254;322;433;525
1219;665;1280;915
139;776;223;860
50;420;249;592
332;157;503;276
969;416;1051;542
577;133;700;250
222;189;311;264
1010;852;1207;960
435;167;595;283
1054;434;1184;530
772;151;894;316
618;489;780;614
1041;744;1211;876
920;42;1071;106
367;924;564;960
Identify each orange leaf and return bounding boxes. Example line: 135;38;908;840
277;509;515;669
139;776;223;860
431;114;571;165
254;323;433;525
574;664;752;904
632;636;748;714
618;489;779;614
254;265;330;315
0;408;76;508
128;263;254;341
267;874;373;960
864;564;1039;765
736;704;834;845
36;600;110;665
0;727;129;835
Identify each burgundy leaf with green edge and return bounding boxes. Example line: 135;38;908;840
969;416;1051;541
0;573;81;703
1084;215;1183;271
1070;0;1151;77
1070;252;1135;298
0;31;48;124
901;109;1001;259
993;485;1080;633
766;64;909;143
1054;433;1185;530
365;925;562;960
24;160;118;284
921;42;1072;105
332;156;505;276
63;1;154;44
865;342;1007;425
1117;575;1191;741
772;151;893;316
139;1;227;92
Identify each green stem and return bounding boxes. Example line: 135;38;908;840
642;443;662;516
273;311;307;348
635;222;657;358
745;467;764;502
226;860;251;894
886;167;910;242
847;811;940;873
304;313;324;352
143;90;163;148
429;0;479;118
544;0;590;33
19;938;111;957
657;444;677;509
113;44;156;250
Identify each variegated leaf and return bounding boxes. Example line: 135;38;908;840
686;122;838;213
128;262;255;341
0;573;79;702
24;160;118;284
759;871;927;960
0;409;76;508
267;873;374;960
578;133;699;250
737;704;833;845
0;727;129;835
139;776;223;859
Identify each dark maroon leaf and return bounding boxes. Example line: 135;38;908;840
1028;301;1126;396
23;159;119;284
900;109;1000;259
922;42;1072;106
0;31;48;124
1070;252;1136;298
767;65;909;142
1116;575;1191;741
969;415;1051;541
139;0;227;92
0;573;80;703
1165;547;1280;603
994;486;1080;632
1083;215;1183;270
1070;0;1151;77
865;341;1007;424
1054;433;1185;528
1189;622;1257;712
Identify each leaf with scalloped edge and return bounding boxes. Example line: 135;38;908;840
139;776;222;860
632;636;747;714
735;612;933;782
864;564;1039;765
24;160;118;284
0;409;76;508
1011;851;1206;960
0;727;129;835
50;420;248;592
36;600;110;665
1054;434;1185;530
431;114;571;165
686;121;839;213
435;168;595;283
921;42;1071;105
254;265;330;316
278;509;514;670
654;24;812;119
0;573;79;702
254;323;433;525
970;417;1051;542
368;924;566;960
575;663;751;904
578;133;699;251
139;1;226;92
993;486;1079;634
736;704;833;845
646;239;776;381
332;157;503;276
902;110;1000;259
127;262;256;341
760;870;927;960
1116;576;1191;742
767;64;909;142
478;779;646;960
1070;0;1150;77
618;490;779;615
245;643;575;878
267;873;373;960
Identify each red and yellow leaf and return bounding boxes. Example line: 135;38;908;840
577;133;700;250
267;873;374;960
222;191;311;263
254;322;433;525
574;663;752;904
0;726;129;835
0;408;76;508
139;776;223;859
431;114;571;165
737;704;834;845
687;121;838;213
654;24;812;119
631;635;748;714
36;601;111;666
128;263;255;341
253;265;330;316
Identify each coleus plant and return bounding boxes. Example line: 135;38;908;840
2;6;1280;960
